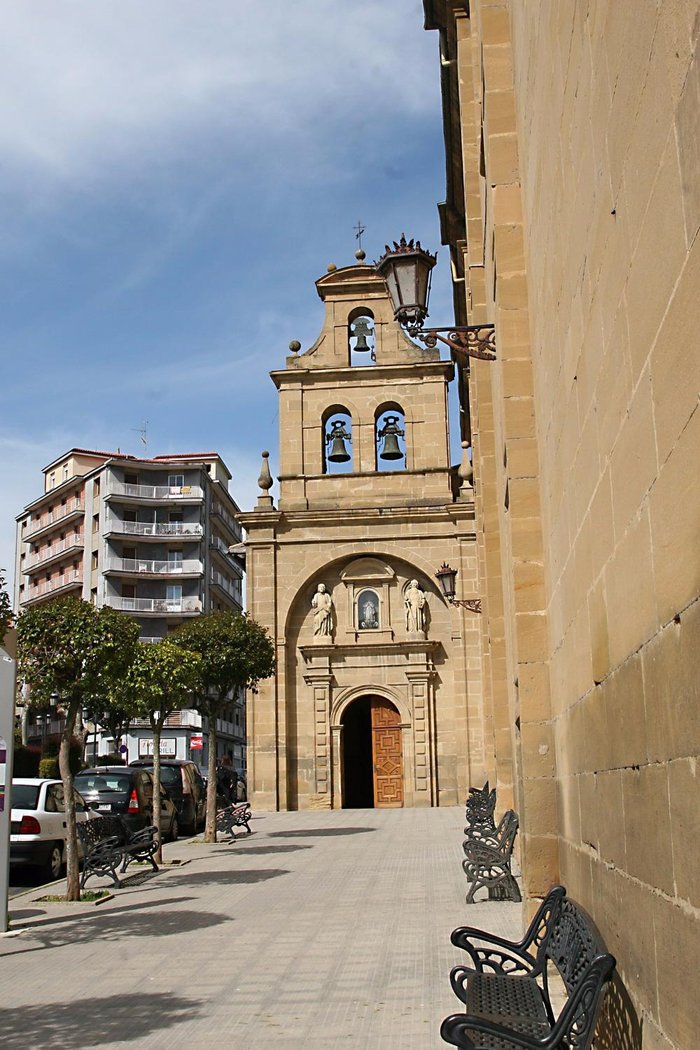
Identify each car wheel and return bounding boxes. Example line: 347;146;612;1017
169;816;179;842
45;842;64;882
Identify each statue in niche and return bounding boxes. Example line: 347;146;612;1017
311;583;333;637
358;589;379;629
405;579;427;633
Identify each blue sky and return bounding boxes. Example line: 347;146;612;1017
0;1;458;586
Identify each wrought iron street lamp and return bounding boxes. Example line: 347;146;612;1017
375;235;496;361
435;563;482;614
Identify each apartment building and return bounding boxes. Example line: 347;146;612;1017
14;448;246;771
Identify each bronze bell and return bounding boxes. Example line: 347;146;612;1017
350;317;373;353
378;415;405;460
326;420;351;462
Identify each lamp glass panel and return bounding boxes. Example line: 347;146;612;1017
395;257;419;307
382;265;401;312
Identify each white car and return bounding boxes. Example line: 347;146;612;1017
10;778;94;881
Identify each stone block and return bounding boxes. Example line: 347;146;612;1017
588;578;610;684
520;721;555;778
675;40;700;246
653;895;700;1047
609;368;658;534
604;653;647;769
649;406;700;625
520;832;560;897
604;508;657;667
515;611;548;662
621;764;674;896
642;603;700;762
668;756;700;908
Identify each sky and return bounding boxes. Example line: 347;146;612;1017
0;1;458;589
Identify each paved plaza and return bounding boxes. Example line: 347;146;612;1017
2;807;522;1049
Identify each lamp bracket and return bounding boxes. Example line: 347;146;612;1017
449;598;483;614
408;323;496;361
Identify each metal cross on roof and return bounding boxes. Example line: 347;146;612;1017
354;220;366;251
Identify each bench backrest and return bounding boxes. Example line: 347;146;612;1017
78;814;128;848
465;785;497;828
543;897;616;1047
491;809;519;856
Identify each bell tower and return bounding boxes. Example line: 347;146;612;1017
240;258;484;811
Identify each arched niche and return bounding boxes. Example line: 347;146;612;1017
375;402;406;472
348;307;376;367
322;405;353;475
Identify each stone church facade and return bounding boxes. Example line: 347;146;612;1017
240;264;485;811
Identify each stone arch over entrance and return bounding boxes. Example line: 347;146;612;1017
339;694;404;809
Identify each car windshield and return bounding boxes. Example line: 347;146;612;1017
137;765;180;787
75;772;133;795
12;784;40;810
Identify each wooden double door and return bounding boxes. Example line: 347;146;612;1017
370;697;404;808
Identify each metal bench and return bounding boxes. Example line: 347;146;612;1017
215;802;252;841
463;808;521;903
77;815;159;889
441;886;616;1049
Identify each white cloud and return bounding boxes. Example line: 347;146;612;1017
0;1;436;190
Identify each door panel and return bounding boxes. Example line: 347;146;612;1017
371;698;403;808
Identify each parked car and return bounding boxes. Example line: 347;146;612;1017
129;759;206;834
74;766;179;840
10;778;94;880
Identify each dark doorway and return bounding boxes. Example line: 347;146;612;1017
341;697;374;808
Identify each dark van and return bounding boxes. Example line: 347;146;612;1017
129;759;206;835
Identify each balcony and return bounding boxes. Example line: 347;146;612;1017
211;504;240;540
23;499;84;541
106;596;202;616
103;520;203;541
24;537;84;575
209;536;244;573
105;557;203;578
24;571;83;606
106;483;204;504
210;569;241;605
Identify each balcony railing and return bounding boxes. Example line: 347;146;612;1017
107;558;203;575
106;520;204;538
24;499;84;539
210;570;241;602
26;537;83;572
107;596;202;614
110;483;203;501
211;504;240;537
25;571;83;603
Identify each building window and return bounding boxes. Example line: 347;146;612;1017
357;589;380;630
49;472;56;489
166;585;182;605
168;474;185;488
63;465;69;481
91;551;99;570
92;514;99;533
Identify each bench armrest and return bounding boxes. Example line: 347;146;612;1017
546;954;616;1047
128;825;158;844
441;1012;547;1049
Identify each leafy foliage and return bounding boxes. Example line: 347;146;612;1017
17;596;140;709
173;611;275;709
115;640;202;721
173;611;274;840
0;569;12;642
16;596;140;898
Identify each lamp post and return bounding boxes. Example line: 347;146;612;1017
435;563;482;614
375;234;496;362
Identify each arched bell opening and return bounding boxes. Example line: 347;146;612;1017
375;403;406;472
322;405;353;475
341;695;403;808
348;307;376;367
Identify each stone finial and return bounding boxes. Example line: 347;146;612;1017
289;340;301;354
327;263;337;272
256;451;274;510
355;248;366;263
457;441;474;498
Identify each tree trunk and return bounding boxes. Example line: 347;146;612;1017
205;711;218;843
150;716;163;864
60;697;81;901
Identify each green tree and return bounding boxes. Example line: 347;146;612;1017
173;611;274;841
16;597;139;899
0;569;13;644
109;640;201;861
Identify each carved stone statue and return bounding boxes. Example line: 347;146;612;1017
405;579;427;633
311;583;333;637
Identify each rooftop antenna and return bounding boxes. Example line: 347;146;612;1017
131;420;148;455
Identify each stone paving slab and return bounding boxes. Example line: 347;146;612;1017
1;807;523;1049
